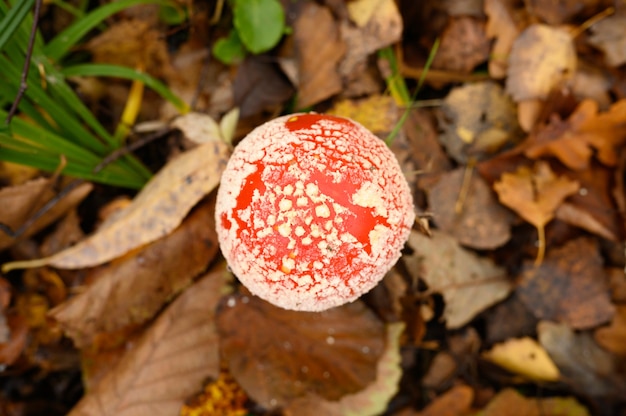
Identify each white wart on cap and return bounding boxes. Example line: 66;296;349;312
216;113;415;311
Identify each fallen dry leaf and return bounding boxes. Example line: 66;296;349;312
493;161;579;264
588;12;626;67
431;16;490;73
49;198;219;348
328;95;399;135
538;320;626;397
438;81;522;163
216;294;385;409
233;56;295;118
484;0;519;78
555;164;623;241
427;167;514;250
528;0;601;24
403;109;451;184
479;388;590;416
405;230;512;329
517;237;615;330
525;99;626;170
3;140;229;271
594;305;626;356
413;384;473;416
293;2;346;108
485;293;537;344
482;337;560;382
0;179;92;251
338;0;402;85
283;323;403;416
67;268;228;416
87;19;172;78
506;24;576;102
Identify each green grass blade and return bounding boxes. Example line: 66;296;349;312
61;64;189;113
44;0;175;61
0;0;35;51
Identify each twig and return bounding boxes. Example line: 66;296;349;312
5;0;43;126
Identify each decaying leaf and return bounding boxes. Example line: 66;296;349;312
67;268;229;416
283;323;404;416
538;320;626;397
3;140;230;271
0;179;92;251
216;294;385;409
49;198;219;348
438;81;522;163
506;24;576;101
517;237;615;330
405;230;512;329
525;99;626;170
427;167;514;249
482;337;560;382
479;388;590;416
493;161;579;264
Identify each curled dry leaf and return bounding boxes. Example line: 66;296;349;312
517;237;615;330
405;230;512;329
0;178;93;251
3;140;230;271
283;323;403;416
482;337;560;382
525;99;626;170
506;24;576;102
49;198;219;348
216;294;385;409
67;268;229;416
427;167;514;250
538;320;626;397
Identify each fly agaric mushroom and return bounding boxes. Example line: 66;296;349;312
216;113;415;311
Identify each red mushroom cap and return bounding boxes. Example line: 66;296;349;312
216;113;415;311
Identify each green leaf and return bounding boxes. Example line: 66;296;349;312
213;29;246;64
233;0;285;54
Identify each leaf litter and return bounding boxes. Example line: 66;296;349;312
2;0;626;415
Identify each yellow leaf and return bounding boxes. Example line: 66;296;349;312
482;337;560;382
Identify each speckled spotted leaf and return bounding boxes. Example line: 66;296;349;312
3;140;230;271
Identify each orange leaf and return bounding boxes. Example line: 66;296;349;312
525;99;626;169
493;161;579;229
